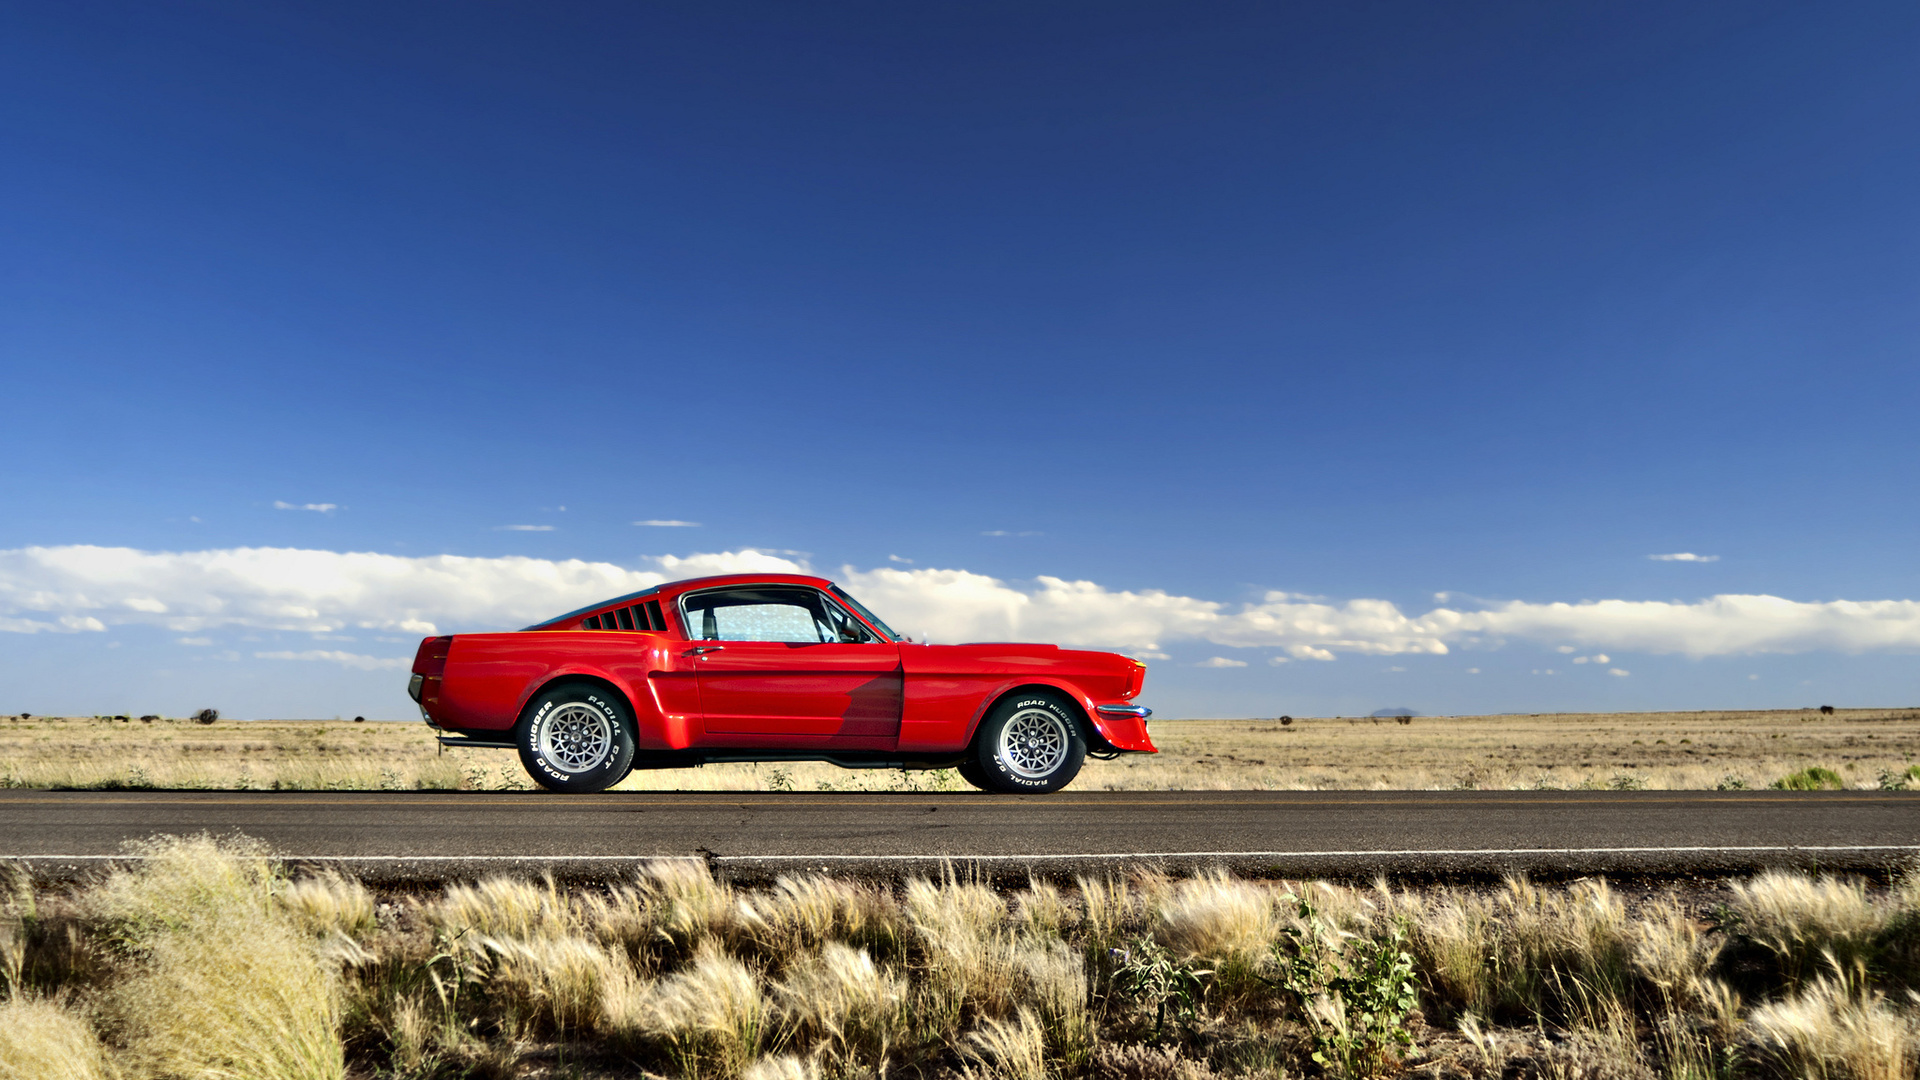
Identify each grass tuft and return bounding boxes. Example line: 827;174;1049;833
633;943;769;1079
0;995;114;1080
1745;976;1918;1080
91;834;345;1080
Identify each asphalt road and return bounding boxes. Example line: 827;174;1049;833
2;790;1914;882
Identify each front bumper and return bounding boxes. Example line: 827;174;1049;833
1095;703;1152;720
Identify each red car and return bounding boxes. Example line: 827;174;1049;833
408;572;1155;793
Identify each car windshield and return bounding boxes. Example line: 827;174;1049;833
828;584;901;643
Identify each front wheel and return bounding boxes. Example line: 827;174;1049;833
971;691;1087;793
516;683;637;793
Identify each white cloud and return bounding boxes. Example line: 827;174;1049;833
888;555;914;564
634;520;700;527
274;501;338;513
1609;668;1631;677
1557;645;1576;654
981;530;1043;537
6;546;1920;666
1465;667;1480;674
0;545;803;636
1196;656;1248;668
254;650;410;670
494;525;554;532
1573;656;1589;664
1649;553;1719;562
1268;656;1290;665
176;637;213;646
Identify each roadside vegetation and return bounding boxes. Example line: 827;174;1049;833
1;708;1916;792
3;836;1918;1079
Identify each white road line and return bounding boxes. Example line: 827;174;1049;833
7;843;1917;862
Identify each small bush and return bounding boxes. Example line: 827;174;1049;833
1774;767;1846;791
1275;893;1419;1078
1876;765;1920;791
193;708;219;724
1110;937;1211;1039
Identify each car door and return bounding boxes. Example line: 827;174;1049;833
680;585;902;742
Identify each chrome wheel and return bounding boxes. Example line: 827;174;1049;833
998;707;1069;779
539;703;613;773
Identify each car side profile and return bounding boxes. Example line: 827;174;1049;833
408;572;1155;793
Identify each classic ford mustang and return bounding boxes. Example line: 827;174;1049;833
408;572;1155;793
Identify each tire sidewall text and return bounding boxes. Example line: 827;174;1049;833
981;694;1085;793
516;686;636;793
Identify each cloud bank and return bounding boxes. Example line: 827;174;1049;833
3;546;1919;662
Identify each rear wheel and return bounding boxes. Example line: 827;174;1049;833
516;683;637;793
956;756;990;791
971;691;1087;793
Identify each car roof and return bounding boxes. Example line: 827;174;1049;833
522;573;837;630
657;573;835;597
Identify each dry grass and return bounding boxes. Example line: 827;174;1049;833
3;707;1919;791
5;836;1919;1079
0;995;115;1080
1746;977;1918;1080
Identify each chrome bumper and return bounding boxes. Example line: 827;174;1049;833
1096;704;1152;720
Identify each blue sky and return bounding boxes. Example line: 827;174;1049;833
2;1;1916;719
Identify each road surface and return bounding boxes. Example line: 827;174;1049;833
2;789;1913;882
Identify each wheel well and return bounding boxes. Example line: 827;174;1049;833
528;675;638;727
974;684;1109;752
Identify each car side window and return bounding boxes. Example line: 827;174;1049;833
679;587;883;644
818;598;877;644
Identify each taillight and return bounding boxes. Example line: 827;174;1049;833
412;635;453;676
1125;661;1146;698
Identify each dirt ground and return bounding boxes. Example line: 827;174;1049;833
1;707;1914;792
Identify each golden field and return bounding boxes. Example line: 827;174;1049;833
0;707;1915;792
3;835;1917;1080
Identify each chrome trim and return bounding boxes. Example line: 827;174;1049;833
437;734;515;749
1096;704;1152;719
407;673;424;703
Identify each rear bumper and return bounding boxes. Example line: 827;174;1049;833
1096;704;1151;720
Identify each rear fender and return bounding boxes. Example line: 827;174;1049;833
516;667;664;742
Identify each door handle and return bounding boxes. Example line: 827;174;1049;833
684;646;724;656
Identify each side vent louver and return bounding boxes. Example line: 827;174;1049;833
584;601;669;632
